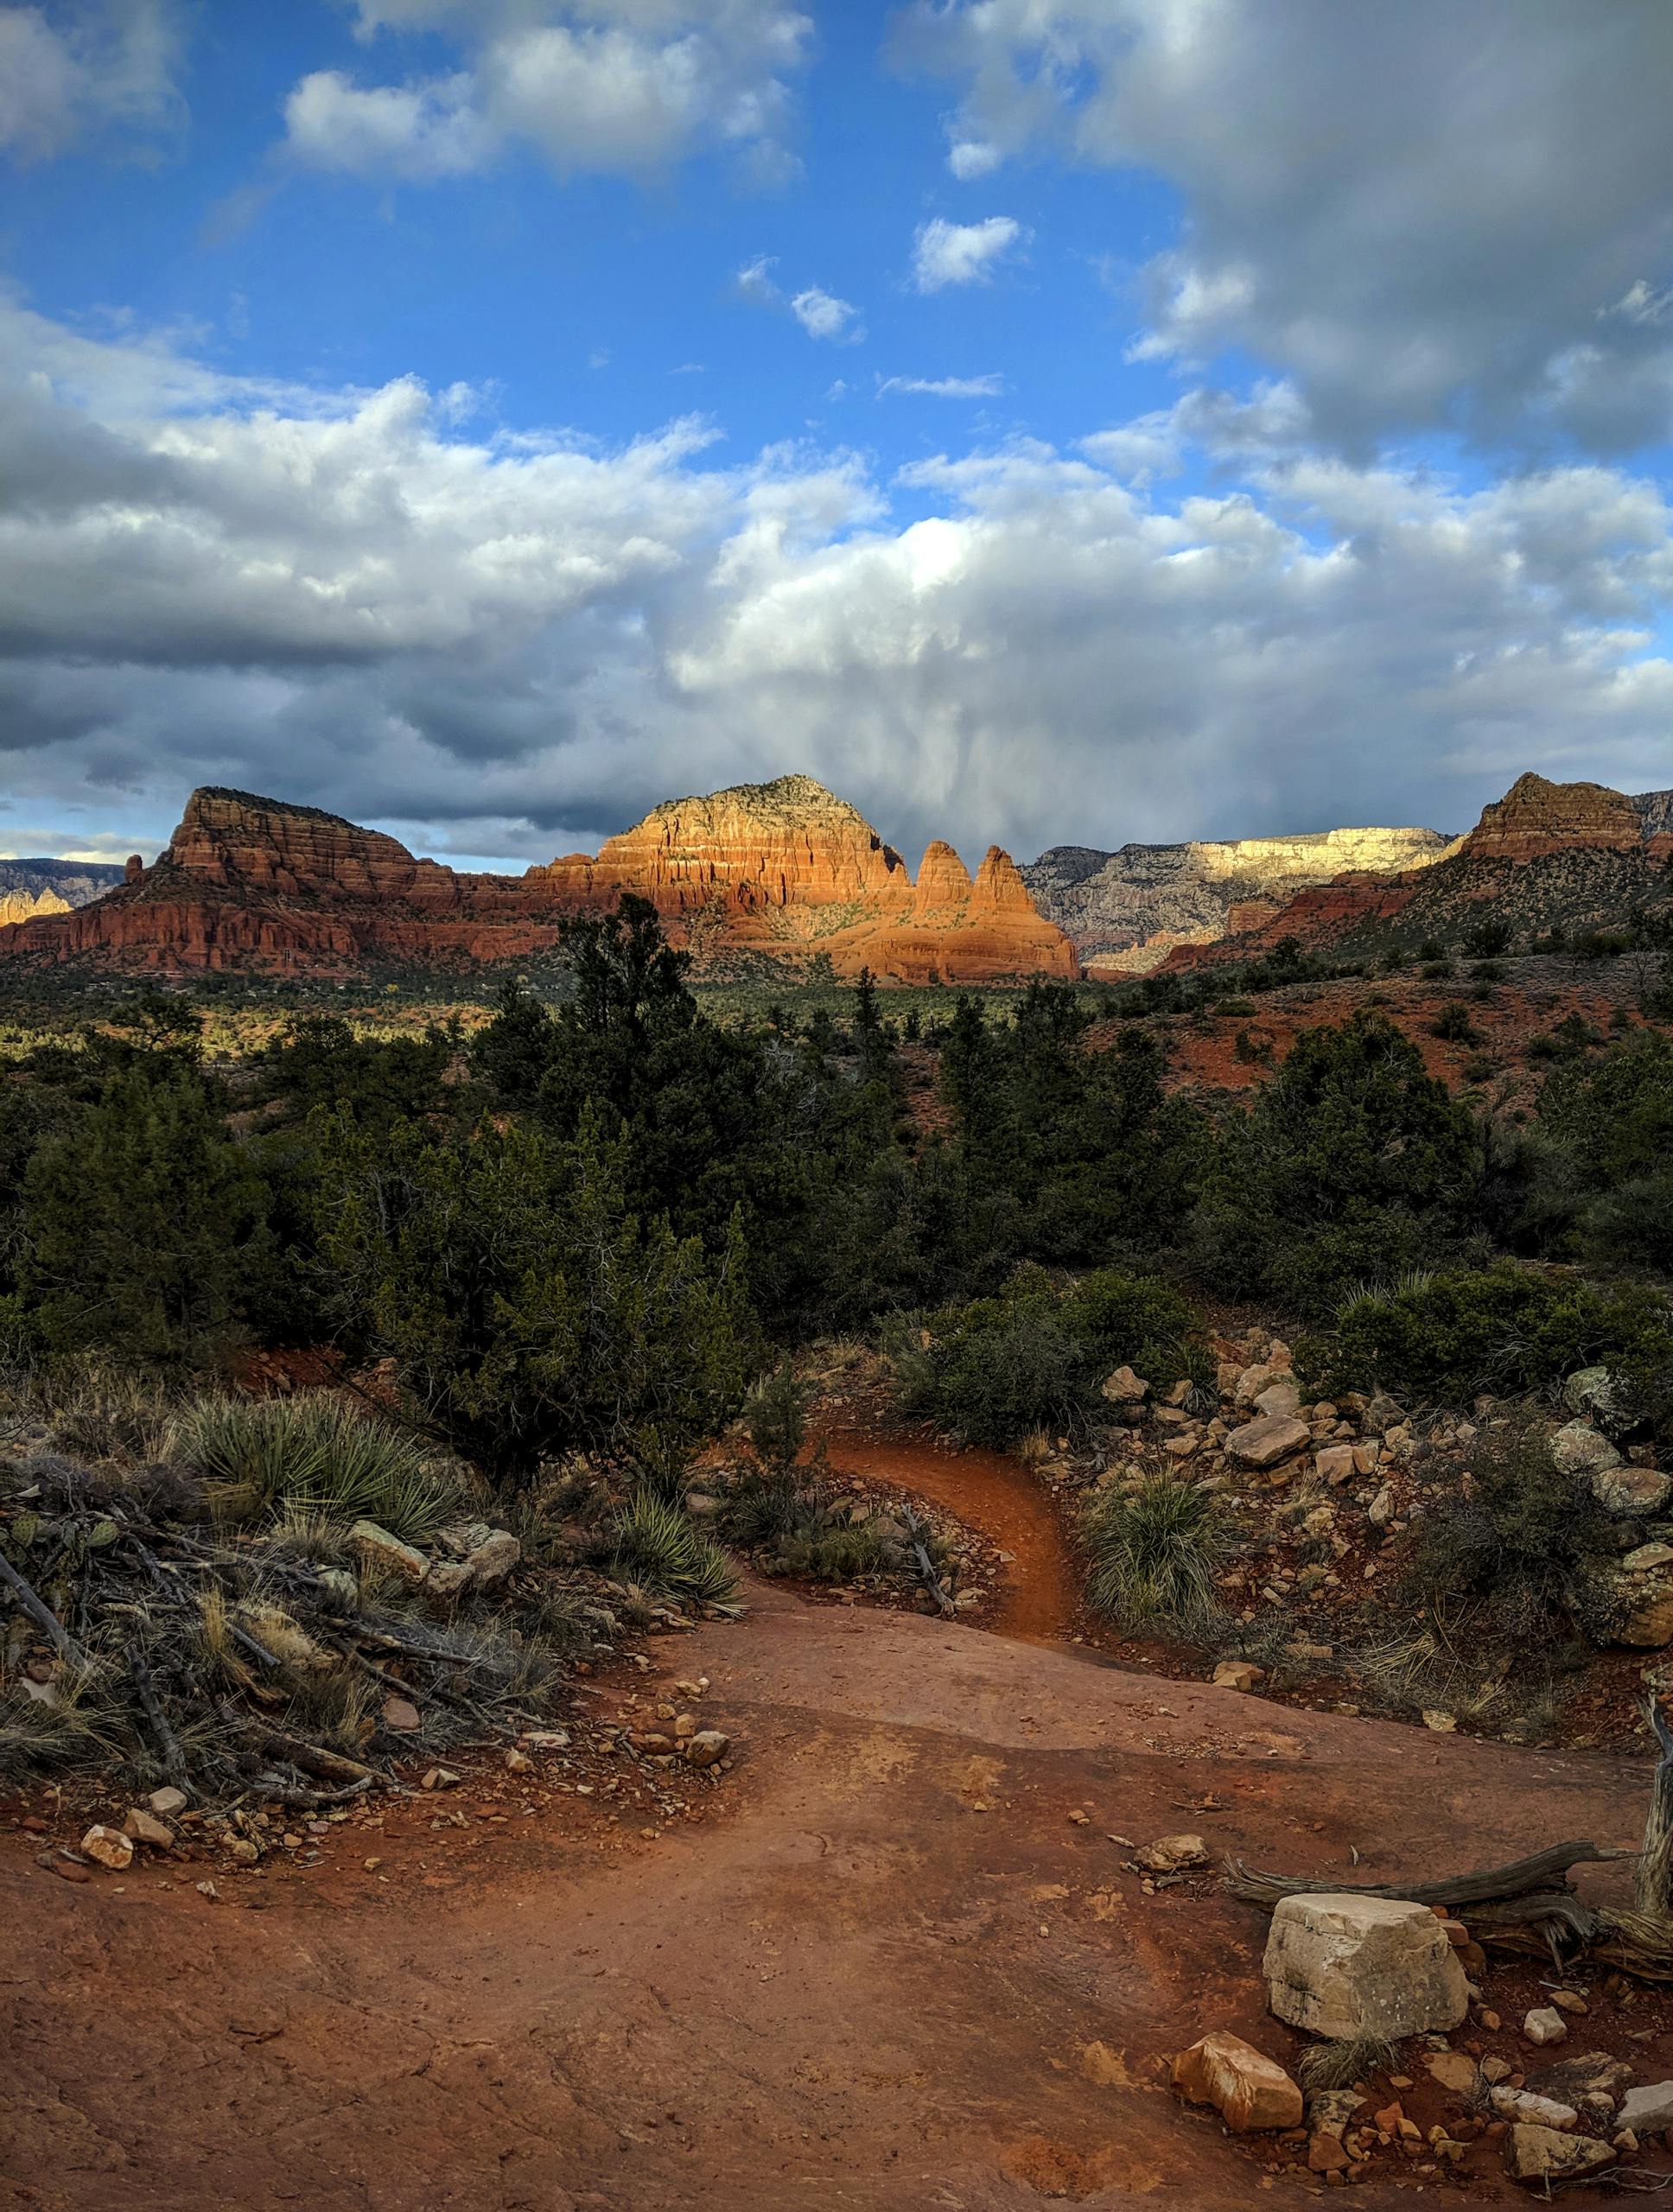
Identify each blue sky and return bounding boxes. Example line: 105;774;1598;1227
3;1;1672;872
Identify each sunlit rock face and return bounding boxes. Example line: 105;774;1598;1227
1026;823;1451;973
0;776;1078;984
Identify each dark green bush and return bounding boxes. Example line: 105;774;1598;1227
1299;1262;1673;1405
897;1267;1211;1448
1396;1414;1614;1651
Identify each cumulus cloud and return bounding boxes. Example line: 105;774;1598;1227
896;0;1673;454
282;0;811;187
3;297;1672;868
911;214;1027;293
0;0;184;163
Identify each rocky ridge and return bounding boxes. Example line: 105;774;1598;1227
1164;772;1673;969
1023;824;1453;973
0;858;125;913
0;778;1076;984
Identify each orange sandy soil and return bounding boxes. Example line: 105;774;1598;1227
10;1421;1673;2209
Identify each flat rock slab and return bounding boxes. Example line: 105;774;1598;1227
1225;1414;1312;1469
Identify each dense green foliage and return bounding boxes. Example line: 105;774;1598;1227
0;900;1667;1481
1300;1262;1673;1407
897;1267;1212;1448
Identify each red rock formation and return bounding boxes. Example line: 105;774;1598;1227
0;778;1077;984
1162;772;1668;971
1466;772;1641;859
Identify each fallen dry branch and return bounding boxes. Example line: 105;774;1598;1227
1225;1838;1627;1915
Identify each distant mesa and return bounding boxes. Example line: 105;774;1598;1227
1024;824;1454;976
0;857;127;924
0;777;1078;985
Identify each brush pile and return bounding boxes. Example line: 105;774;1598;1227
0;1376;736;1810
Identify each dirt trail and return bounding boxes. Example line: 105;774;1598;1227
819;1427;1079;1640
8;1438;1670;2211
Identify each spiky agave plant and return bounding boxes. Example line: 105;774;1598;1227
166;1393;460;1541
608;1489;737;1606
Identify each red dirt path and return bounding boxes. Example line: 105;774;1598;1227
6;1443;1668;2211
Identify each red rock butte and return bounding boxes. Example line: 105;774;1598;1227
0;776;1078;984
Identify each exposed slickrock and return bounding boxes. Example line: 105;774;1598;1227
0;777;1076;985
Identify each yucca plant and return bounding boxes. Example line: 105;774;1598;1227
608;1489;737;1606
166;1392;461;1541
1081;1470;1226;1637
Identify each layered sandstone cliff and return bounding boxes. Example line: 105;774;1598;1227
1025;823;1451;971
1163;773;1673;969
0;779;1076;985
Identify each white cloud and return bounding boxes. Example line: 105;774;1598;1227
946;137;1001;181
877;373;1004;398
911;214;1027;292
4;300;1673;866
282;0;811;187
283;68;487;180
0;0;183;163
736;259;865;344
897;0;1673;454
790;286;862;344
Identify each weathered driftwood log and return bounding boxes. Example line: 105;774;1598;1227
1225;1839;1625;1915
898;1503;955;1618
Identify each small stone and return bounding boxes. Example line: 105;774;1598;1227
1502;2123;1613;2183
349;1521;429;1585
1548;1989;1587;2014
1314;1445;1356;1485
381;1695;422;1732
1616;2081;1673;2135
1523;2007;1568;2046
80;1824;132;1871
195;1879;220;1901
1422;1710;1458;1732
1491;2086;1578;2129
1226;1414;1313;1469
1173;2031;1303;2133
1425;2051;1479;2094
1549;1421;1622;1478
683;1730;729;1768
505;1749;531;1773
1135;1834;1209;1873
1100;1365;1149;1404
147;1786;188;1818
1212;1659;1265;1692
672;1713;699;1738
229;1837;260;1864
520;1729;570;1751
1307;2133;1348;2172
1367;1484;1396;1529
1254;1381;1302;1421
122;1808;175;1847
422;1767;461;1790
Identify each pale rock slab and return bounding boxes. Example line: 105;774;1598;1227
1263;1893;1469;2040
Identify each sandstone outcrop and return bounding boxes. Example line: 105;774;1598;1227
0;858;124;912
1025;823;1451;971
0;778;1076;985
1164;773;1673;970
0;886;70;928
